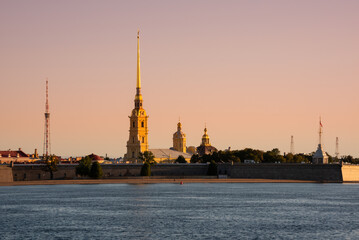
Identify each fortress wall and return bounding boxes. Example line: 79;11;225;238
219;164;343;182
11;163;344;182
0;165;13;182
12;165;77;181
101;164;208;178
12;164;209;181
341;165;359;182
151;164;208;176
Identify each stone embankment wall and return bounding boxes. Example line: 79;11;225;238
12;164;78;181
219;164;343;182
0;165;13;182
341;165;359;182
11;164;209;181
10;163;359;182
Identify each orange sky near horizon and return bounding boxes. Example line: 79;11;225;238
1;0;358;158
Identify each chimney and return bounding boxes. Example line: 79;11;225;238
19;148;22;151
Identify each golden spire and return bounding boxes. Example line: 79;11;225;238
134;29;143;106
137;29;141;90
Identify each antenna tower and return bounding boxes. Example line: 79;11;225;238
290;135;294;154
335;137;339;159
43;79;51;158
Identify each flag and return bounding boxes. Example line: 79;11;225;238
320;120;323;127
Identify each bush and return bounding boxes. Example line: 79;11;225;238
89;161;103;179
76;156;92;176
175;155;187;163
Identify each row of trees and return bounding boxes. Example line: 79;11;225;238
189;148;328;164
340;155;359;164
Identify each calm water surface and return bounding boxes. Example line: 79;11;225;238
1;183;358;239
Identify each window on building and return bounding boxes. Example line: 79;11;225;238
132;152;135;158
141;121;144;127
142;137;145;143
133;121;135;128
133;137;135;143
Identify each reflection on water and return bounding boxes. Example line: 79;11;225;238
1;183;359;239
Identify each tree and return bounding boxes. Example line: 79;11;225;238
76;156;92;177
89;161;103;179
140;162;151;176
139;151;156;176
263;148;284;163
43;155;59;180
139;151;156;165
190;154;200;163
207;160;218;176
175;155;187;163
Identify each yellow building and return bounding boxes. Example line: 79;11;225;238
124;31;149;163
197;127;218;156
173;121;186;153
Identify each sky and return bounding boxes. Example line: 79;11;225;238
1;0;358;158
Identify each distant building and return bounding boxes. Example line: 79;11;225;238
88;153;105;163
312;118;328;164
312;145;328;164
197;127;217;156
150;149;192;163
187;146;197;155
0;148;32;164
173;121;186;153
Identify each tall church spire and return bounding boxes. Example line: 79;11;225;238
134;30;143;109
125;30;149;163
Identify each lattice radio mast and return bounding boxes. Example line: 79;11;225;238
43;79;51;158
290;135;295;154
335;137;339;159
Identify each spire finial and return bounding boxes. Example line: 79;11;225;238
319;116;323;145
136;29;141;90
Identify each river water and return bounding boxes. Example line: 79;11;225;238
0;183;358;239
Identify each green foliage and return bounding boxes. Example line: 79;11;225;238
89;161;103;179
76;156;92;176
263;148;285;163
140;162;151;176
43;155;59;180
188;148;317;164
341;155;359;164
190;154;200;163
175;155;187;163
139;151;156;165
207;161;218;176
139;151;155;177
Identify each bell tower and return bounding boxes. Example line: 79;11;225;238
173;121;186;153
124;30;149;163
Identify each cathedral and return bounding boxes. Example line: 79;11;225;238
124;32;217;163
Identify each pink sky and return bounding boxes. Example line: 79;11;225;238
1;0;358;158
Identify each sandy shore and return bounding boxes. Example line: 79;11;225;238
0;178;321;186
